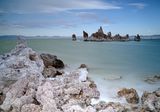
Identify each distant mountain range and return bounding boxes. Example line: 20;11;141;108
0;35;70;39
0;35;160;39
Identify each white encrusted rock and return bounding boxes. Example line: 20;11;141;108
0;41;44;83
21;104;41;112
0;75;43;112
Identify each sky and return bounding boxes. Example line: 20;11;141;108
0;0;160;36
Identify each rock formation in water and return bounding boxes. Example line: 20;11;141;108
83;31;88;41
134;34;141;41
0;38;159;112
144;75;160;84
91;26;107;40
72;34;77;41
83;26;129;41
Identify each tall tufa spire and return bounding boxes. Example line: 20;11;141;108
98;26;104;34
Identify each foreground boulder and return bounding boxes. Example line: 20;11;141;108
94;101;127;112
40;53;64;68
117;88;139;104
0;38;44;84
141;88;160;111
0;39;100;112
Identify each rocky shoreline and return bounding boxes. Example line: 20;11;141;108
0;39;159;112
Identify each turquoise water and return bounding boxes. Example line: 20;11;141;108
0;38;160;102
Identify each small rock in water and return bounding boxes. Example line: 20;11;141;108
104;75;122;80
144;75;160;84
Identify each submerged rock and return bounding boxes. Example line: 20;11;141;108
103;75;122;80
144;75;160;84
117;88;139;104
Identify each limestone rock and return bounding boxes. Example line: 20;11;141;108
117;88;139;104
134;34;141;41
141;89;160;111
144;75;160;84
21;104;41;112
42;66;62;78
40;53;64;68
0;39;44;90
98;26;104;34
0;75;43;112
36;71;100;112
83;31;88;41
78;68;88;82
0;90;5;105
94;101;126;112
91;27;107;40
79;64;88;71
72;34;77;41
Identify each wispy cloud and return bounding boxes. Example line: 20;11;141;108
76;12;98;20
0;0;121;14
0;18;77;29
129;3;146;9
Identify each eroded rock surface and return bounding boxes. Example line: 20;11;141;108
0;38;44;85
118;88;139;104
0;39;100;112
141;89;160;111
40;53;64;69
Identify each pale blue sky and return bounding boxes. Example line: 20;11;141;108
0;0;160;36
